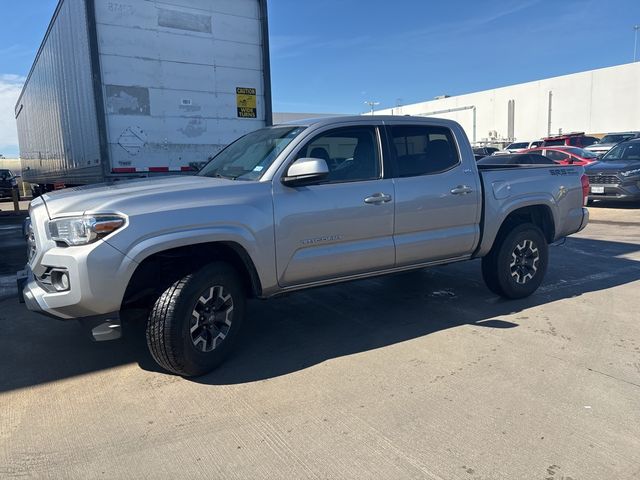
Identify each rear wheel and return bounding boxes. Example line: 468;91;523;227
482;223;548;299
145;262;246;376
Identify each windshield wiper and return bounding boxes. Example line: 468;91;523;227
212;173;236;180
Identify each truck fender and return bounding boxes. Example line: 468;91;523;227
110;226;269;297
477;195;557;257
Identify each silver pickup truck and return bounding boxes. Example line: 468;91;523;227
18;116;590;376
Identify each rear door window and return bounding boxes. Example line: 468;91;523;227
388;125;460;177
527;154;554;164
544;150;570;162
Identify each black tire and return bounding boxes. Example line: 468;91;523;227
481;223;548;299
146;262;246;376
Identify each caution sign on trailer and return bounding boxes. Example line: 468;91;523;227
236;87;257;118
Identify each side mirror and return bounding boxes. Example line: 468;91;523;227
282;157;329;187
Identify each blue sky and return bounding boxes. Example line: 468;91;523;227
1;0;639;156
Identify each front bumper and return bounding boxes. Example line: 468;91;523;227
20;240;131;319
18;264;123;341
588;183;640;201
17;198;136;341
20;199;134;319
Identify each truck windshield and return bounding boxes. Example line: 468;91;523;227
601;143;640;162
199;126;306;180
599;134;634;144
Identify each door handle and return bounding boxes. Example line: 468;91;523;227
364;193;392;205
450;185;473;195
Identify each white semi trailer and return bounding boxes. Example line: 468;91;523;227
15;0;272;194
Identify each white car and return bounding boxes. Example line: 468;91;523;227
494;141;543;155
505;141;543;153
585;132;640;157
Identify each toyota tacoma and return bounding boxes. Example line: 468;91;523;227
18;117;590;376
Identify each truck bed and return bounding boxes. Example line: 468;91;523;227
475;164;588;257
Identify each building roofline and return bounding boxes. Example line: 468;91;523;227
379;62;640;111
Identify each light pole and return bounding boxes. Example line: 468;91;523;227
635;25;639;62
364;100;379;116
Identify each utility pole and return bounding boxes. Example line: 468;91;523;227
547;91;553;137
391;99;404;116
364;100;379;116
634;25;639;62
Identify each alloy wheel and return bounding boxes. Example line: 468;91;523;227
190;285;234;353
510;239;540;285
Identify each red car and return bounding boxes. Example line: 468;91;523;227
541;132;599;148
524;146;599;166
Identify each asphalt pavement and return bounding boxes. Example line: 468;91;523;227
1;204;639;479
0;214;26;300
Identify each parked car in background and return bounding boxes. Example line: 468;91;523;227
542;132;599;148
473;146;500;161
585;138;640;202
585;132;640;157
503;142;531;153
525;146;599;166
494;140;543;156
0;169;20;200
476;153;555;165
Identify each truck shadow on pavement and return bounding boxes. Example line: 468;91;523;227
1;236;639;392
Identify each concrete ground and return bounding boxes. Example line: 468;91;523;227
0;199;30;216
1;203;639;479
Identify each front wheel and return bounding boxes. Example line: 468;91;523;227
145;262;246;376
481;223;548;299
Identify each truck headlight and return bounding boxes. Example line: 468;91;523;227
47;214;126;246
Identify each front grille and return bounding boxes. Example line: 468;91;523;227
588;175;619;185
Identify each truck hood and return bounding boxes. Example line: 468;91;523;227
41;176;239;218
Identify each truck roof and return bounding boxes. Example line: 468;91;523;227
542;132;586;140
281;115;462;128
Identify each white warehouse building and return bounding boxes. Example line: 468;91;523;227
374;62;640;145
